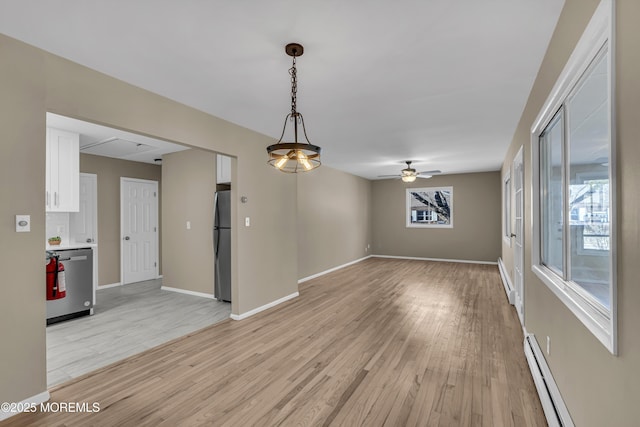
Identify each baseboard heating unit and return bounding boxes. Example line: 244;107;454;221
524;334;574;427
497;257;515;304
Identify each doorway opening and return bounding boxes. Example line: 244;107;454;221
45;112;234;387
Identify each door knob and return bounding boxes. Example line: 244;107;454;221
510;233;517;237
124;236;130;240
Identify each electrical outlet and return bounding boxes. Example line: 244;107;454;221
186;221;191;230
546;336;551;355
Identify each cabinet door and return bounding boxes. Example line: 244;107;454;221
47;128;79;212
216;154;232;184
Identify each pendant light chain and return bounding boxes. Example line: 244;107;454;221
290;55;298;115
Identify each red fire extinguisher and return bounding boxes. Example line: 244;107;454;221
46;256;66;300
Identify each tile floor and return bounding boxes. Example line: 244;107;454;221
46;279;231;387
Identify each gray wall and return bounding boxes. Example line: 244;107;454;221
0;33;297;405
372;172;501;263
80;153;162;286
161;149;216;295
297;165;373;279
501;0;640;425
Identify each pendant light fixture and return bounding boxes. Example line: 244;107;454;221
267;43;321;173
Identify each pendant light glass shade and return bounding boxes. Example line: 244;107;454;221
267;43;321;173
401;174;417;183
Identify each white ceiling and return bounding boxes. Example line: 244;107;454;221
47;113;189;164
0;0;565;179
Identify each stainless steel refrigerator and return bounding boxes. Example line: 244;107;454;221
214;190;232;302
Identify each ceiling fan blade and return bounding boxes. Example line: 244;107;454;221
416;174;433;179
377;174;400;178
418;170;441;174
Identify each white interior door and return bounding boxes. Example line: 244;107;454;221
121;178;158;285
513;147;525;324
70;173;98;244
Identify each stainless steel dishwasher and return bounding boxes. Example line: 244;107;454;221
46;248;93;325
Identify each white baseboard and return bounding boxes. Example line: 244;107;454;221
161;286;215;300
97;282;121;289
524;333;574;427
230;292;299;321
0;390;50;421
298;255;372;284
498;257;515;304
372;254;498;265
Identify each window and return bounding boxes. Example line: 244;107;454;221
531;0;615;353
412;210;437;223
540;109;565;276
503;172;511;245
406;187;452;228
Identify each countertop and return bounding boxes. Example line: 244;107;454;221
46;242;97;251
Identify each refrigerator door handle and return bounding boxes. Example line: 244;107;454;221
214;192;220;229
213;228;220;257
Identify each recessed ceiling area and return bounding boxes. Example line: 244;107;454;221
2;1;565;178
47;113;189;164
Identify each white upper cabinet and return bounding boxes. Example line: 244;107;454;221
46;127;79;212
217;154;232;184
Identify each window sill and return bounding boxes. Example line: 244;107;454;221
406;224;453;229
532;264;615;354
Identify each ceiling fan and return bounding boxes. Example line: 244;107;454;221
378;161;441;182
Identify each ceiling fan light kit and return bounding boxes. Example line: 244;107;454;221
267;43;321;173
401;174;417;183
380;161;441;182
401;164;417;182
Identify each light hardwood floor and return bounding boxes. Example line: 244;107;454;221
47;279;231;386
5;258;545;426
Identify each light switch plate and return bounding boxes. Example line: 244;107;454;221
16;215;30;232
245;217;250;227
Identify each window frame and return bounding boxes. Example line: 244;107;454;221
530;0;616;354
405;187;453;229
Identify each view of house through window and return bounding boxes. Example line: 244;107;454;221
570;177;610;252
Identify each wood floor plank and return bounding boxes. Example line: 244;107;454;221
1;258;546;427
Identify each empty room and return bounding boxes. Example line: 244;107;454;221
1;0;639;426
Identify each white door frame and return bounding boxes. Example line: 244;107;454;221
513;146;525;325
120;177;159;285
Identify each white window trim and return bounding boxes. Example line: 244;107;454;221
530;0;616;354
503;170;512;247
406;187;453;228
